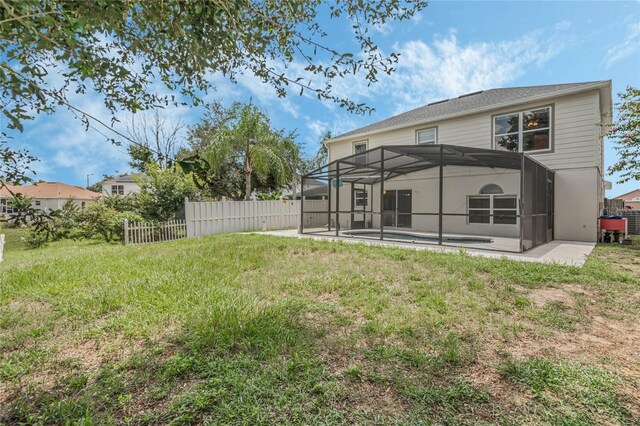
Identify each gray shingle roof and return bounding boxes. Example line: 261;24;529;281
330;81;609;141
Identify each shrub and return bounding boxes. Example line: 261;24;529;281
24;228;49;249
134;163;197;221
80;203;143;242
102;193;138;212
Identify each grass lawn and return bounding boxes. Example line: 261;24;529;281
1;227;639;425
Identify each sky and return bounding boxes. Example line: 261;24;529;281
5;0;640;197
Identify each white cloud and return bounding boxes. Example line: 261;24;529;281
605;21;640;68
388;28;567;111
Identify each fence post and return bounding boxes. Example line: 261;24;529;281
0;234;4;262
124;219;129;245
184;197;193;238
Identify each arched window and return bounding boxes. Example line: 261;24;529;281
480;184;503;195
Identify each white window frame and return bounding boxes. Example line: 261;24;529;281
353;140;368;154
354;188;368;207
112;184;125;196
467;194;518;225
416;127;437;145
493;106;552;153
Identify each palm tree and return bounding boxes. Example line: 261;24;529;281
203;102;294;200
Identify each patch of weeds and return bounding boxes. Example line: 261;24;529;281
158;353;344;425
0;347;49;380
344;364;363;381
398;377;489;415
500;357;633;424
514;296;532;309
538;301;579;331
6;396;97;425
365;345;436;371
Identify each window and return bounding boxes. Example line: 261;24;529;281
0;199;11;214
494;107;551;152
468;185;517;225
35;200;41;206
468;196;491;224
353;140;368;154
417;128;437;145
111;184;125;195
354;189;368;207
81;202;86;208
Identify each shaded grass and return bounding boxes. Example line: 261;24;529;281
1;230;639;424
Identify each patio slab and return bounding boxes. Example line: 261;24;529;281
253;229;596;266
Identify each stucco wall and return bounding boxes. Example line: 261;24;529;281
329;166;521;238
103;182;140;196
553;167;599;242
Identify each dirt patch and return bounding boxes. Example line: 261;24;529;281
507;315;640;371
527;287;575;308
345;381;409;418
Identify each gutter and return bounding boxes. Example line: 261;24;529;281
324;81;612;145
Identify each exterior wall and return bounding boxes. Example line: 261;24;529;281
32;198;95;211
329;91;601;171
330;166;521;238
327;89;605;242
103;182;140;196
553;167;599;242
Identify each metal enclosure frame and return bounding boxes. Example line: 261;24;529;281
300;144;554;253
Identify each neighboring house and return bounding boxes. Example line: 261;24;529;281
0;182;100;218
102;175;141;197
615;189;640;210
317;81;612;244
285;178;328;200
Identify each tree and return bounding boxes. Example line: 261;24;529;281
134;163;198;221
300;130;331;175
126;110;185;172
184;102;298;200
1;0;426;183
604;86;640;183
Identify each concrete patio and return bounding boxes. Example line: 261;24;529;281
254;228;596;266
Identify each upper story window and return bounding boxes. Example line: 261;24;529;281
494;107;551;152
353;140;368;154
111;184;125;196
417;128;437;145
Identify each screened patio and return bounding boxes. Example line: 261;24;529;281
300;144;554;253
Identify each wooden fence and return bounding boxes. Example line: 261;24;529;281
124;219;187;245
185;199;327;238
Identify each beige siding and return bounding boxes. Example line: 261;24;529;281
329;90;601;171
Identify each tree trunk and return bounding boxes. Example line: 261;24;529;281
244;171;252;200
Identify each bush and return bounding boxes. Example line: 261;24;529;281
80;203;144;242
24;228;48;249
135;163;198;221
102;193;138;212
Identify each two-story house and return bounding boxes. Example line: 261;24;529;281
301;81;611;252
101;174;141;197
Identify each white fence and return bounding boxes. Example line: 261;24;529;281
124;219;187;245
185;199;327;238
0;234;4;262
